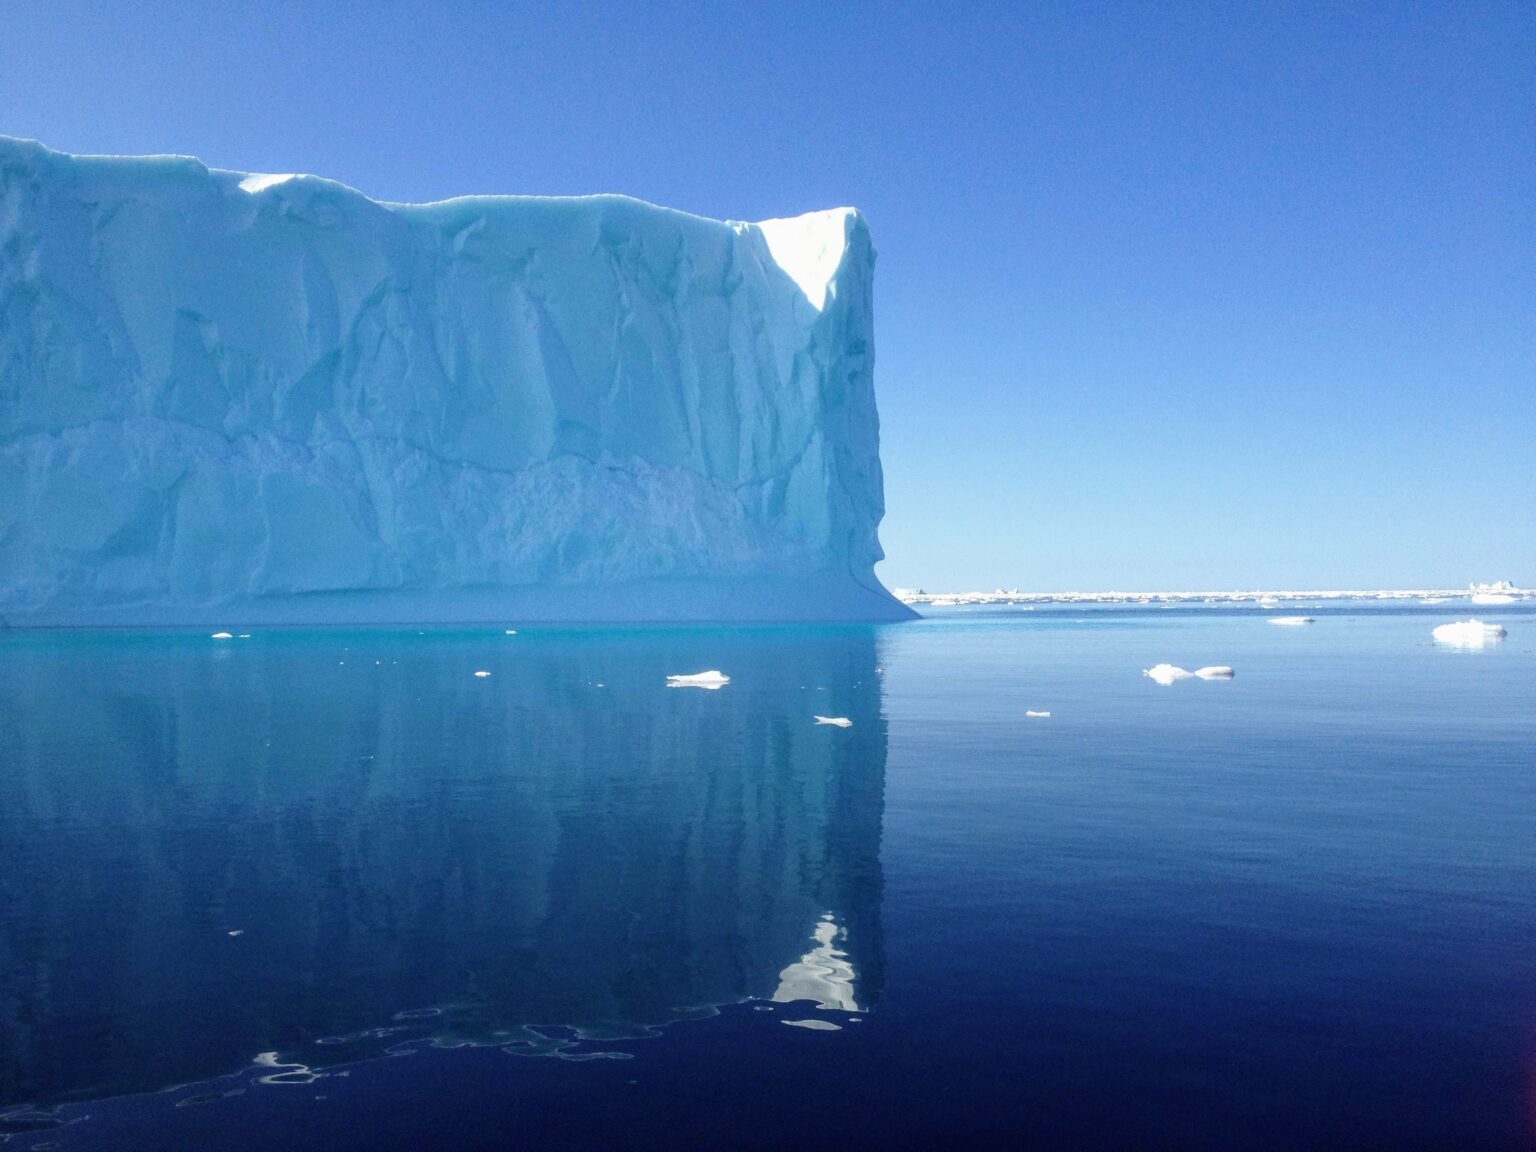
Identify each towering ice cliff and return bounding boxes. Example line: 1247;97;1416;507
0;138;911;623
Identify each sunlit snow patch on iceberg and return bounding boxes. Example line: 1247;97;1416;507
667;670;731;689
1431;620;1507;648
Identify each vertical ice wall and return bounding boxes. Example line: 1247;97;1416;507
0;137;912;622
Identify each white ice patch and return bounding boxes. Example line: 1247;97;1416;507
1432;620;1507;648
781;1018;841;1031
667;670;730;689
754;209;854;311
210;632;233;639
1470;593;1516;605
1269;616;1314;626
813;715;853;727
473;670;492;678
1145;663;1233;684
237;172;298;194
1025;710;1051;718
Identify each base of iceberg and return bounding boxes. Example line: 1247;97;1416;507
2;572;912;627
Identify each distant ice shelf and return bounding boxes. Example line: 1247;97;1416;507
0;137;913;625
896;585;1532;608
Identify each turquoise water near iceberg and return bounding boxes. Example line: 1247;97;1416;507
2;603;1534;1149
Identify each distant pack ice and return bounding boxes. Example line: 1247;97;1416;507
0;138;913;624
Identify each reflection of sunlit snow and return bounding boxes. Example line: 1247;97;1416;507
772;914;860;1012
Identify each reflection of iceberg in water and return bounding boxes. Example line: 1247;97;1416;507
0;627;887;1107
773;914;862;1012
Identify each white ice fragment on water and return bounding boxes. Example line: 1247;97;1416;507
237;633;252;638
1194;666;1235;679
473;670;492;678
813;716;853;727
666;670;730;689
504;630;517;635
1025;710;1051;718
780;1018;842;1031
210;632;233;639
1144;664;1194;686
1432;619;1507;648
227;929;243;937
1269;616;1314;626
1470;593;1516;605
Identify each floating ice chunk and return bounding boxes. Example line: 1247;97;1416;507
1470;593;1516;605
210;632;233;639
473;670;492;678
1419;597;1449;605
227;929;243;937
1432;620;1507;648
1144;664;1194;686
1025;710;1051;718
1194;666;1235;679
237;633;252;638
1269;617;1314;626
813;716;853;727
780;1018;842;1031
504;630;517;635
667;670;731;689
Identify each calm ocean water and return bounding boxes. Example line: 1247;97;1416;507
2;603;1534;1150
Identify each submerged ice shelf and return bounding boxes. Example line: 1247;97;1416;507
0;137;912;624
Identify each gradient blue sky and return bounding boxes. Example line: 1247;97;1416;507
4;1;1530;590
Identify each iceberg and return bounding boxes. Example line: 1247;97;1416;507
1431;620;1507;648
1144;664;1194;686
0;137;912;624
1268;616;1314;626
813;715;853;727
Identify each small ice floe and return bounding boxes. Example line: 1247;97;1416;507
1258;598;1280;610
504;629;517;635
667;670;730;689
1268;616;1314;626
1471;593;1516;606
1025;710;1051;718
1145;663;1234;684
473;670;492;678
781;1018;841;1031
813;715;853;727
1432;620;1507;648
237;633;252;639
227;929;244;937
210;632;233;639
1420;597;1449;605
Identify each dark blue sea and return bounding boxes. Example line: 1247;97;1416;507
3;602;1534;1150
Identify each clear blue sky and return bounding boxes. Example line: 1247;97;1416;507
3;1;1531;590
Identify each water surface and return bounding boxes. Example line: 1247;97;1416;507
2;604;1533;1149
